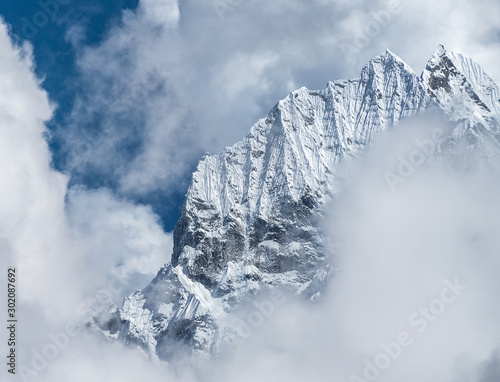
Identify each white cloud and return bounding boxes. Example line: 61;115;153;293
0;18;79;322
0;19;173;379
66;186;173;301
138;0;180;26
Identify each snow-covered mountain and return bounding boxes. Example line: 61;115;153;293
90;46;500;362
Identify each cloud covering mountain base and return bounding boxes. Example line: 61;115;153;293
1;2;500;380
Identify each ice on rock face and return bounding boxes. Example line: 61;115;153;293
92;46;500;362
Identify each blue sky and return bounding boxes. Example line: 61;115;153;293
0;0;190;231
1;1;138;114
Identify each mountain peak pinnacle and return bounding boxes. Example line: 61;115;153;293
361;49;414;76
435;44;447;56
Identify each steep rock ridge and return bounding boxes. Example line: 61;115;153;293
172;49;430;294
422;45;500;160
93;47;500;362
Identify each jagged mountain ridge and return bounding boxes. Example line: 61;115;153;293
92;46;500;362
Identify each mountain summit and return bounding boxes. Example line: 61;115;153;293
90;46;500;362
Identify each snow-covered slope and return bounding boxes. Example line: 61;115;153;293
172;49;429;295
91;46;500;362
422;45;500;161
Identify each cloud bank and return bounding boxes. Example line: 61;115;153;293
0;18;171;380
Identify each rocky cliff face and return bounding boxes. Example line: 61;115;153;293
91;46;500;362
